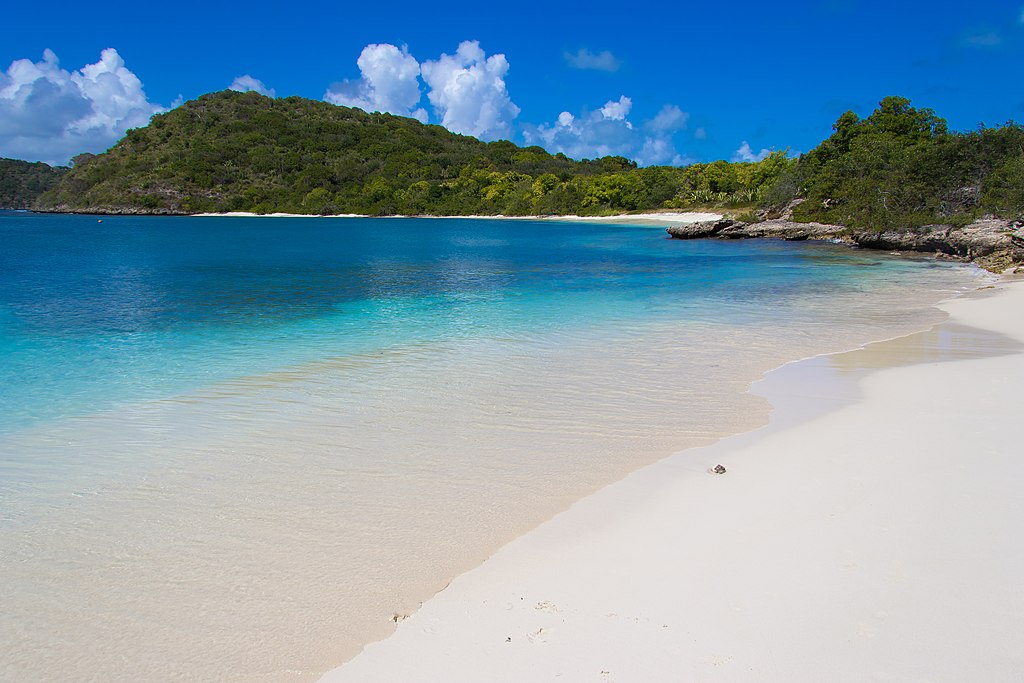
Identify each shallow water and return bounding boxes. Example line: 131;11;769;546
0;213;988;681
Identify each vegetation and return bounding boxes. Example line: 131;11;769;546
35;90;790;216
766;97;1024;229
30;92;1023;230
0;158;68;209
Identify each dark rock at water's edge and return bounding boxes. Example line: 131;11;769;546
667;218;1024;271
849;220;1022;258
666;219;839;241
37;204;190;216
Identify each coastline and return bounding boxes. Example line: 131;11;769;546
190;210;723;226
3;213;988;682
319;277;1024;682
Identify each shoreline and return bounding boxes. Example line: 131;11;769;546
318;277;1024;682
29;210;1021;269
189;210;723;226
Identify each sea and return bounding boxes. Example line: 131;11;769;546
0;211;989;681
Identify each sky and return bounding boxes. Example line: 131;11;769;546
1;0;1020;167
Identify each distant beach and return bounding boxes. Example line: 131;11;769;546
191;210;723;226
321;278;1024;682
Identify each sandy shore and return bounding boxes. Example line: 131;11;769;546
191;211;721;226
319;278;1024;682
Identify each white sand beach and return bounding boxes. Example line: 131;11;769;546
320;277;1024;682
191;211;722;225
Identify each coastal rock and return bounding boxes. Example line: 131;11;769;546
780;198;805;220
666;219;744;239
737;219;839;239
850;219;1024;260
709;464;727;475
667;218;839;242
668;215;1024;270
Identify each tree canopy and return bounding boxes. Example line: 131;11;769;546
26;92;1022;231
0;158;68;209
34;90;790;216
768;96;1023;229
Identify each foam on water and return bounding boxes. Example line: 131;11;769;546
0;213;988;681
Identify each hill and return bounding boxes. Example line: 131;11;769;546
1;158;68;209
33;92;1023;233
766;97;1024;229
34;90;788;216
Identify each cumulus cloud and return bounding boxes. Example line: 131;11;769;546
564;48;621;72
524;96;688;166
732;141;772;162
420;41;520;140
229;74;275;97
325;43;427;123
646;104;689;132
599;95;632;123
0;48;164;165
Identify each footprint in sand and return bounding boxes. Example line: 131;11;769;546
526;628;550;644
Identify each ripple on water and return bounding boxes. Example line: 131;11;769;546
0;214;990;681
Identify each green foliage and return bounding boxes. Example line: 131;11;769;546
39;90;1012;233
34;90;794;218
36;91;601;215
0;158;68;209
767;96;1024;230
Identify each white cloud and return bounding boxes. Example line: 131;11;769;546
732;141;772;162
420;41;520;140
694;127;707;140
646;104;689;132
229;74;275;97
599;95;632;123
564;48;620;72
325;43;427;123
634;136;683;166
524;96;688;166
0;48;164;165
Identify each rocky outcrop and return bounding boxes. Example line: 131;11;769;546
40;204;189;215
668;218;1024;271
667;218;840;241
849;220;1024;258
665;218;741;239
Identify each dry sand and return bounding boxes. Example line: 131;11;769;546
319;278;1024;682
192;211;721;226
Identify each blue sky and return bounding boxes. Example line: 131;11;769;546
1;0;1020;166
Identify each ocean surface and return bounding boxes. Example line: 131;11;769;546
0;212;988;681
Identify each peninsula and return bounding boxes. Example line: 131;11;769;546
3;93;1019;268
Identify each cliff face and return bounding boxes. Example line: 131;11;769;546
668;218;1024;271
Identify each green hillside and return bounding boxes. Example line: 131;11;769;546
767;97;1024;228
1;158;68;209
35;90;789;216
33;91;1022;228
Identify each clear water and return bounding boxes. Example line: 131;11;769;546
0;212;988;681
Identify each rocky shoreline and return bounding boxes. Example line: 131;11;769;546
667;218;1024;271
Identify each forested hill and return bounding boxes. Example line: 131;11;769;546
34;90;790;216
766;97;1024;230
0;158;68;209
29;92;1024;228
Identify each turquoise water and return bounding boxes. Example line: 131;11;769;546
0;212;969;435
0;212;988;682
